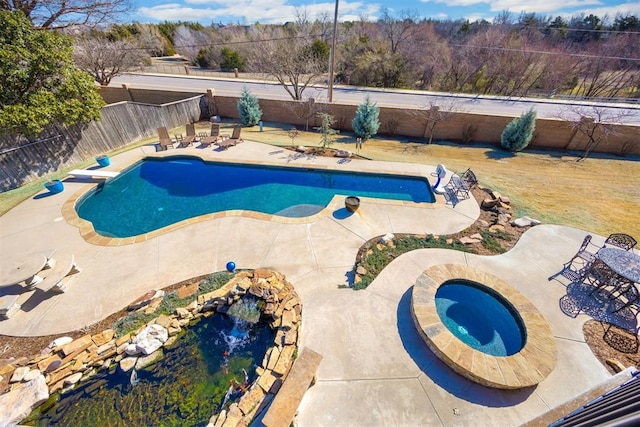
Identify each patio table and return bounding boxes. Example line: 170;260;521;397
0;252;49;288
598;248;640;284
598;247;640;311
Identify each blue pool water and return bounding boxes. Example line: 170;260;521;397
76;156;434;238
435;280;525;356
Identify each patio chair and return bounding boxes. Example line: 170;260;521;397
602;233;637;252
549;235;599;283
460;168;478;190
200;123;226;147
157;127;174;151
217;125;243;150
575;235;600;263
178;123;197;148
444;168;476;201
585;259;617;295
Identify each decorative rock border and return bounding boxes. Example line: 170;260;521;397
0;269;301;427
411;264;557;389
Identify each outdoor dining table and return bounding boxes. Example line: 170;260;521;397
598;248;640;285
0;252;49;288
597;247;640;311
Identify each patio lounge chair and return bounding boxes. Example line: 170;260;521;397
178;123;197;148
217;125;243;150
201;123;226;147
157;127;174;151
602;233;637;252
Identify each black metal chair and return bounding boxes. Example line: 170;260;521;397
585;259;617;295
549;235;598;283
460;168;478;189
603;233;637;252
612;281;640;313
574;235;599;263
444;168;477;201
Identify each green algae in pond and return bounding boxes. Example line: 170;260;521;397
25;313;275;427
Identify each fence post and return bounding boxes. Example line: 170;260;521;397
121;84;133;102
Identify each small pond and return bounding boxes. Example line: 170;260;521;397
24;313;275;426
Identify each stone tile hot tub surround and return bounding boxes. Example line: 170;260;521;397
411;264;557;389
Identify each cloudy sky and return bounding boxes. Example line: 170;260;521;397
131;0;640;25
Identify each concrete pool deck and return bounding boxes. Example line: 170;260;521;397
0;141;634;426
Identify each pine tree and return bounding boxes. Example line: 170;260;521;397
318;113;338;148
501;108;537;152
237;86;262;126
352;95;380;141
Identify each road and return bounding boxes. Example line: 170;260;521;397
109;74;640;125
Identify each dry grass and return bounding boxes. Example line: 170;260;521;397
240;122;640;239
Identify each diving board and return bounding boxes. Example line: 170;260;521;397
68;169;119;179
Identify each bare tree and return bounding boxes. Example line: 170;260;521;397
134;23;168;57
173;25;211;64
2;0;131;29
379;8;419;54
285;95;318;131
412;99;465;144
403;21;451;90
248;29;327;100
573;34;639;99
73;36;149;86
558;105;632;160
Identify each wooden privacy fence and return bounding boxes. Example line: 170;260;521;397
0;96;203;192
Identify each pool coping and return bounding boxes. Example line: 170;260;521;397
62;152;447;246
411;263;557;389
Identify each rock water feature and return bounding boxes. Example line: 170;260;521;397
1;269;302;427
28;314;275;426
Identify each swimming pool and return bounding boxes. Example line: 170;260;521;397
76;156;434;238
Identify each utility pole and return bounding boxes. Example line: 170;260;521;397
328;0;339;103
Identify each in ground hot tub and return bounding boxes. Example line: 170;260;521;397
435;280;525;357
411;264;557;389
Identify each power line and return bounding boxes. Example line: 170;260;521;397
96;26;640;63
444;42;640;62
174;33;322;49
509;25;640;36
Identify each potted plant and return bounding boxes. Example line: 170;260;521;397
44;179;64;194
96;154;110;167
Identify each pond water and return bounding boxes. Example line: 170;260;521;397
25;313;275;426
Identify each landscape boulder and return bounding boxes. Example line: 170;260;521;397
131;324;169;355
0;375;49;426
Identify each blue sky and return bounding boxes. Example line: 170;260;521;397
131;0;640;25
